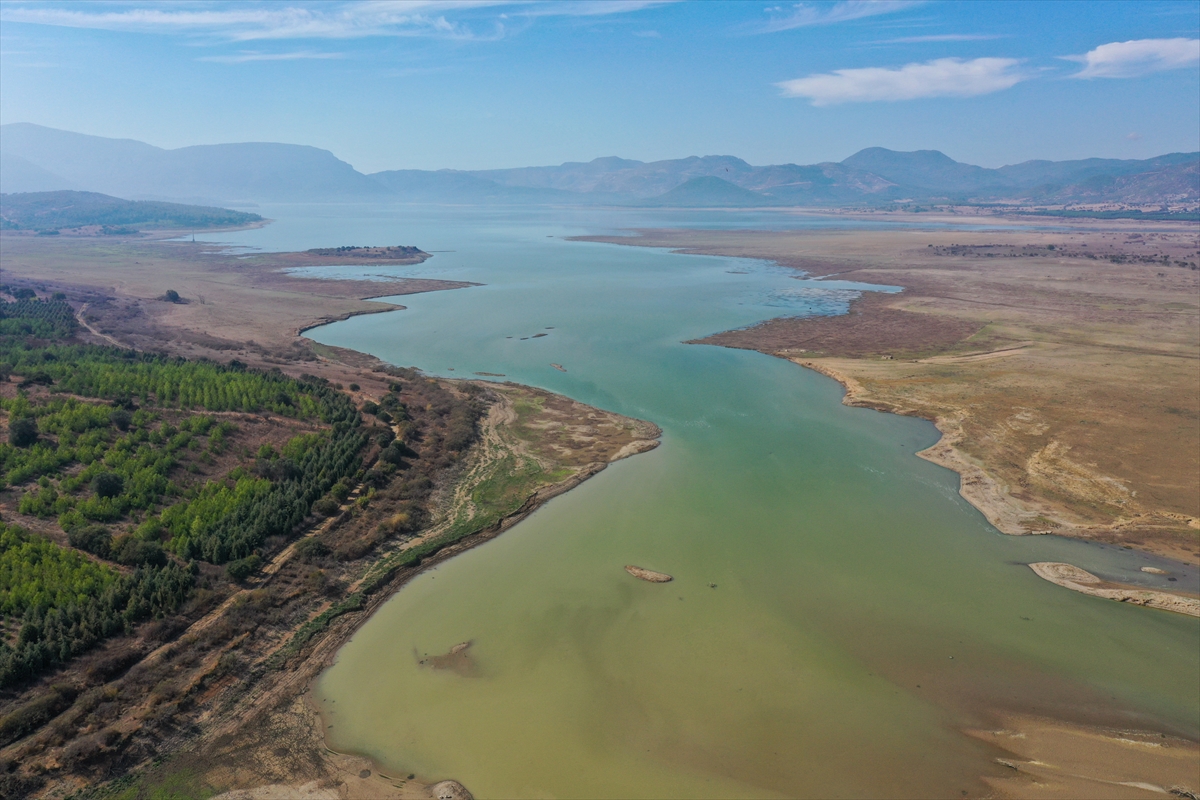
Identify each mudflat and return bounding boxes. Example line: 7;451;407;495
575;226;1200;566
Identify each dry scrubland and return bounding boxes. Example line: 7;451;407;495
579;226;1200;564
0;233;658;799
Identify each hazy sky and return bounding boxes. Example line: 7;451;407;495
1;1;1198;172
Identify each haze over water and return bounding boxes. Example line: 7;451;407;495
204;205;1198;798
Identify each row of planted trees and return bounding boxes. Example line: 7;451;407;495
0;337;369;687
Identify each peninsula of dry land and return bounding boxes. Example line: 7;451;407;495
0;233;659;799
0;234;473;364
576;225;1200;565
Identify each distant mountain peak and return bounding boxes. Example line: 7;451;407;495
844;147;958;164
587;156;644;168
649;175;771;207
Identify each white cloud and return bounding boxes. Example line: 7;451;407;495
199;50;345;63
520;1;677;17
0;1;673;40
634;29;661;38
778;57;1025;105
0;2;474;40
759;1;922;33
877;33;1003;44
1067;38;1200;79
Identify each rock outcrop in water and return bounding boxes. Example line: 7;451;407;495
625;565;673;583
431;780;474;800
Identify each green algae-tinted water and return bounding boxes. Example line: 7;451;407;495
206;205;1199;798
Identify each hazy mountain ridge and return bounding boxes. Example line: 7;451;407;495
3;123;1195;207
0;123;386;203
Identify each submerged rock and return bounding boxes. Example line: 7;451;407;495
431;780;474;800
625;565;672;583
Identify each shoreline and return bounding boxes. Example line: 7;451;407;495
575;227;1199;569
228;384;661;799
791;357;1038;537
294;282;485;339
795;356;1200;613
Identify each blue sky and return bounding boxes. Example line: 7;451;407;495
1;1;1197;172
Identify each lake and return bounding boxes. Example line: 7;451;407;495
201;204;1199;798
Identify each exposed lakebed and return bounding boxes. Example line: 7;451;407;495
201;205;1199;798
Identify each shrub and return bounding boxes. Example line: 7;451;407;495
8;417;38;447
314;497;341;516
63;733;105;765
225;554;262;582
92;472;124;499
294;537;329;562
67;524;112;559
0;685;77;747
113;537;167;567
109;408;133;431
380;442;415;465
86;649;144;683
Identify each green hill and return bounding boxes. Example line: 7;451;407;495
0;190;262;232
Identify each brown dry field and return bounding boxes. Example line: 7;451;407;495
0;234;474;363
578;226;1200;564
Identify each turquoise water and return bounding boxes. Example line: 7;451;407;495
203;205;1199;798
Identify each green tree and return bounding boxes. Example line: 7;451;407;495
8;418;38;448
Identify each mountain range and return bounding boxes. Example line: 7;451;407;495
2;123;1196;208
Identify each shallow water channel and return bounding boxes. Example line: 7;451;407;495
205;205;1199;798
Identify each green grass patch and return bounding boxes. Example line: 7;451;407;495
80;761;217;800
